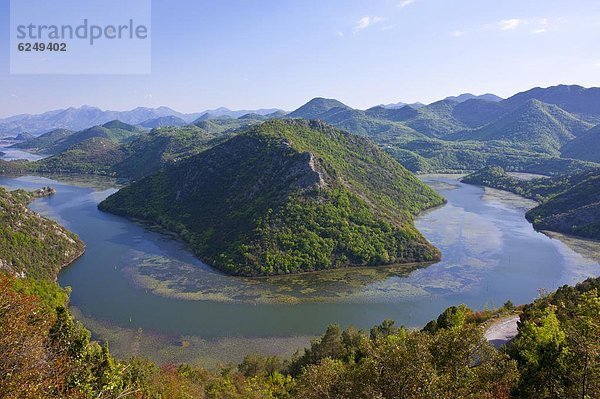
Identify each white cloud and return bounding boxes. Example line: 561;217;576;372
336;31;344;37
491;17;566;34
498;19;522;31
451;30;466;37
595;60;600;67
144;93;153;99
10;94;18;98
398;0;415;7
355;16;383;31
531;17;566;34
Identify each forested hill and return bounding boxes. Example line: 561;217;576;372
0;187;84;280
526;172;600;239
99;119;445;276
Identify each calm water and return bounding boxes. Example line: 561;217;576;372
1;174;598;358
0;143;45;161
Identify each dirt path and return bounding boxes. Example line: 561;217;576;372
484;314;520;348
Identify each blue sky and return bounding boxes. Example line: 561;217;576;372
1;0;600;117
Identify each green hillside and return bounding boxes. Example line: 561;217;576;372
287;97;352;119
390;138;598;175
46;121;144;154
502;84;600;120
561;124;600;163
10;128;73;153
450;99;592;155
403;100;468;137
99;119;444;276
451;98;507;128
1;124;237;179
33;137;127;175
114;125;236;179
526;172;600;239
0;187;84;280
11;121;144;155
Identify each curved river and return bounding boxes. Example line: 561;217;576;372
1;173;598;365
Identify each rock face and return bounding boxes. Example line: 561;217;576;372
100;119;445;276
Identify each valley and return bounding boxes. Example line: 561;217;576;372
1;84;599;398
0;172;597;367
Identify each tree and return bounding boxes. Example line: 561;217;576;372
0;274;69;398
565;289;600;399
509;307;568;398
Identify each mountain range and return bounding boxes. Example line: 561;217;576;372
2;84;600;271
281;85;600;174
0;105;284;136
6;84;600;178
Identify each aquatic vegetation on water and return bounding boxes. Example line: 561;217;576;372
122;253;428;304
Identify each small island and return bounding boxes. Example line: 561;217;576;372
31;186;57;198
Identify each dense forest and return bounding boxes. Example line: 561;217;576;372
1;270;598;398
0;187;84;280
99;119;445;276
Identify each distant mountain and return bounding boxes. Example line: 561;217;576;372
112;124;236;179
402;100;469;137
365;105;419;122
451;99;507;128
11;128;74;153
561;124;600;163
195;107;284;120
14;132;34;141
0;106;199;135
289;100;425;142
445;93;503;103
99;119;444;276
266;110;288;118
138;116;187;129
288;98;352;119
502;84;600;120
238;113;268;121
192;118;262;134
45;121;144;154
34;137;127;176
19;121;248;179
380;102;425;109
450;99;593;154
0;105;284;136
13;121;144;155
368;99;505;132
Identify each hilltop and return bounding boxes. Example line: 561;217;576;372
99;119;444;276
